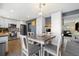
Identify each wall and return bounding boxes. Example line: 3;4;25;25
45;17;51;27
26;19;36;35
44;17;51;33
26;17;51;35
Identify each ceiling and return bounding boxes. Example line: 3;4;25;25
0;3;79;21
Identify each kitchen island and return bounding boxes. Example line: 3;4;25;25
0;33;9;55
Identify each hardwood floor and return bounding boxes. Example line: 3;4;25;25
7;38;79;56
7;39;21;56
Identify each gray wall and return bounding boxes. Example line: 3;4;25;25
26;19;36;35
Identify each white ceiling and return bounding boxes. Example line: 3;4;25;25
0;3;79;21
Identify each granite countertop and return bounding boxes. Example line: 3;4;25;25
0;33;9;37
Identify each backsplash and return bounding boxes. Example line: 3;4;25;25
0;28;9;33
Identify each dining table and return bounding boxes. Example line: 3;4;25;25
28;35;56;56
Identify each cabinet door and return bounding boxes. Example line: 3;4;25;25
0;36;8;43
0;36;8;53
4;20;8;28
0;20;3;27
0;19;8;28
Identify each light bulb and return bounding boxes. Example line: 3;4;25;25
38;12;42;16
10;9;14;13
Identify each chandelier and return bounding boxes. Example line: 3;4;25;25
38;3;46;16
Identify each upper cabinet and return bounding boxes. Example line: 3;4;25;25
0;18;17;28
0;19;8;28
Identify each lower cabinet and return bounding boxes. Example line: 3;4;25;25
0;42;6;56
0;36;8;56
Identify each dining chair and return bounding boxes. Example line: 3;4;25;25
43;36;62;56
63;37;72;51
46;32;51;36
27;32;35;44
20;36;41;56
27;32;35;37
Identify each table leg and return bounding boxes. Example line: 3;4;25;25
41;44;44;56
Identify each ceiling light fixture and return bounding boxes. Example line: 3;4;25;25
10;9;14;13
26;16;30;20
38;3;46;16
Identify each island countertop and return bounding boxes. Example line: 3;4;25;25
0;33;9;43
0;32;9;53
0;33;9;37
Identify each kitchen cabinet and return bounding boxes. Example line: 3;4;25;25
0;19;8;28
0;36;8;55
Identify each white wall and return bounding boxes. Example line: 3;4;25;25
51;11;62;46
36;16;45;36
64;13;79;24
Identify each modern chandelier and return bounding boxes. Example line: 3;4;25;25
38;3;46;16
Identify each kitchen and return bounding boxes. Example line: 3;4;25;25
0;17;26;55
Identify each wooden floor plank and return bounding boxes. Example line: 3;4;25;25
7;39;21;56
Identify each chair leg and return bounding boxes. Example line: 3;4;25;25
21;51;24;56
47;52;49;56
42;49;45;56
40;44;44;56
21;53;23;56
44;50;49;56
59;51;61;56
39;50;41;56
22;51;28;56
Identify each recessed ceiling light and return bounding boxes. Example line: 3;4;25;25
27;16;30;18
38;12;43;16
26;16;30;20
10;9;14;13
6;16;10;18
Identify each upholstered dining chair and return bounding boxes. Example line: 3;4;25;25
27;32;35;37
43;36;62;56
20;36;41;56
27;32;35;44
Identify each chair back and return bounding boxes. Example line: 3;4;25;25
20;35;29;53
46;32;51;36
51;35;62;56
27;32;34;37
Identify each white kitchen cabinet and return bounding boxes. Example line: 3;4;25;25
0;18;18;28
0;36;8;53
0;19;8;28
